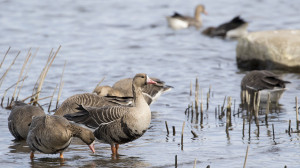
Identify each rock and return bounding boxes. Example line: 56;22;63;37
236;30;300;72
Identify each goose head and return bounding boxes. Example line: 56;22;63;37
195;4;207;18
80;129;96;153
133;73;157;88
93;86;113;96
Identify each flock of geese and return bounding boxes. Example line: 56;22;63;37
166;4;249;38
6;4;290;161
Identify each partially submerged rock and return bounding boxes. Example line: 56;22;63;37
236;30;300;72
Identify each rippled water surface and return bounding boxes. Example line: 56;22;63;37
1;0;300;167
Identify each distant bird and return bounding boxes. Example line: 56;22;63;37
8;101;45;140
27;115;95;159
167;4;207;30
241;70;290;104
64;73;157;156
54;93;133;116
93;77;172;105
202;16;248;38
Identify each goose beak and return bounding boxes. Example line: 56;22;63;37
89;143;95;153
147;76;157;84
203;11;208;15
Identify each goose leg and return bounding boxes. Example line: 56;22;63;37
111;144;116;156
60;152;64;159
115;144;119;155
30;151;34;159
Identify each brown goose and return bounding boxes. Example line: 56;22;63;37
64;73;157;156
8;101;45;140
54;93;133;116
26;115;95;159
241;70;290;104
166;4;207;30
93;77;172;105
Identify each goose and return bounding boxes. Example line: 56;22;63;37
202;16;248;38
64;73;157;156
26;115;95;159
8;101;45;140
241;70;290;104
54;93;133;116
93;77;172;105
166;4;207;30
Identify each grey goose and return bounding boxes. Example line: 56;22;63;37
27;115;95;159
166;4;207;30
8;101;45;140
54;93;133;116
241;70;290;104
64;73;157;156
93;77;172;105
202;16;248;39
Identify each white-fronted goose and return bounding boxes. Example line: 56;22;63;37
202;16;248;38
64;73;157;156
241;70;290;104
8;101;45;140
93;77;172;105
54;93;133;116
167;4;207;30
26;115;95;159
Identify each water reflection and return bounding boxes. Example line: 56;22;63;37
8;140;31;154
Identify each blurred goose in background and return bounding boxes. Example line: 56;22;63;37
93;77;172;105
64;73;157;156
241;70;290;104
167;4;207;30
54;93;133;116
27;115;95;159
202;16;248;38
8;101;45;140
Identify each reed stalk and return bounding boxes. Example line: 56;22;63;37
48;84;58;112
296;97;299;130
56;60;66;109
181;121;185;150
0;51;20;88
0;46;11;69
243;145;250;168
33;46;61;105
265;93;270;125
165;121;169;135
172;126;176;136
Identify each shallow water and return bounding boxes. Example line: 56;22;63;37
0;0;300;167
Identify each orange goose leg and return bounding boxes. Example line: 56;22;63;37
115;144;119;155
111;144;116;156
60;152;64;159
30;151;34;159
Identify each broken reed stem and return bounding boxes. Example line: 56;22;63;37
175;155;177;168
95;76;105;88
195;78;199;113
181;121;185;151
296;97;299;130
33;46;61;105
265;93;270;124
221;96;226;115
21;91;40;102
207;91;209;110
191;130;198;138
193;158;197;168
200;88;203;114
243;118;245;138
11;49;32;104
243;145;250;168
165;121;169;135
172;126;176;136
288;119;291;136
0;51;20;89
48;84;58;112
0;46;11;69
1;76;28;107
272;124;275;141
190;81;192;96
17;48;39;100
56;61;66;109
